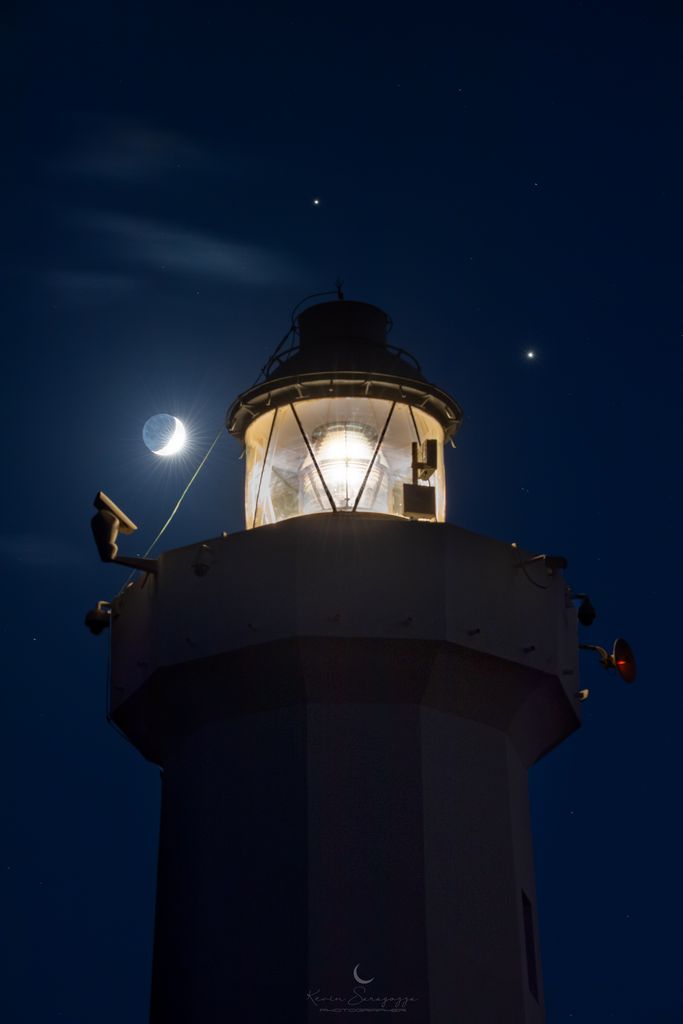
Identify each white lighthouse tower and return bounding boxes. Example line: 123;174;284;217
91;297;608;1023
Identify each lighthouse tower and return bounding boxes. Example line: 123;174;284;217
105;298;581;1023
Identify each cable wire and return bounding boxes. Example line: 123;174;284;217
118;426;225;591
143;428;225;557
519;563;551;590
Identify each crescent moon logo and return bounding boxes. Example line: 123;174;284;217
353;963;374;986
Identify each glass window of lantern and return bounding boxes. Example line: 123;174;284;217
243;397;446;529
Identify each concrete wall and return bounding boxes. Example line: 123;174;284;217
149;702;545;1023
110;513;580;760
107;513;581;1023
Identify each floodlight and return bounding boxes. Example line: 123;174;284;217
90;491;158;574
575;594;597;627
84;600;112;635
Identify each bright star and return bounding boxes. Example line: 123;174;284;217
312;197;320;206
526;350;535;359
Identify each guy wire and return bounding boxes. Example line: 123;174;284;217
119;426;225;592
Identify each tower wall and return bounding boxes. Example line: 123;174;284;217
148;696;545;1023
109;515;580;1022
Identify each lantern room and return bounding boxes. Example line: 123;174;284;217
226;298;462;529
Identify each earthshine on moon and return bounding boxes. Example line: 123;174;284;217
143;413;187;456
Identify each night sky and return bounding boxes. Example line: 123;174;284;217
2;3;682;1021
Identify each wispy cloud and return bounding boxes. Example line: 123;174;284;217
84;212;302;286
53;114;215;182
48;116;304;288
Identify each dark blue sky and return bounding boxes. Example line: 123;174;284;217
2;2;681;1021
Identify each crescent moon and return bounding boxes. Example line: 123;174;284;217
353;963;374;985
153;417;186;456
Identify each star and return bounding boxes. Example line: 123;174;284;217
312;197;321;206
526;350;535;359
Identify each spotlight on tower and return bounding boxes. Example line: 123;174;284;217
579;637;636;683
574;594;597;627
84;600;112;635
90;491;158;574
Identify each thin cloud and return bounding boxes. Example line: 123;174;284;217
86;212;302;286
53;115;213;182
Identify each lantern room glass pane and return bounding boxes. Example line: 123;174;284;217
243;397;445;529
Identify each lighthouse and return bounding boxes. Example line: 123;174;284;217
93;297;593;1023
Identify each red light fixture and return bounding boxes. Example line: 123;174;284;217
578;637;637;685
612;637;636;684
